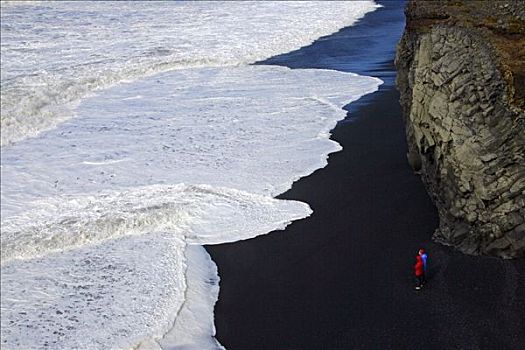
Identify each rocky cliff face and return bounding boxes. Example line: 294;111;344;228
396;0;525;258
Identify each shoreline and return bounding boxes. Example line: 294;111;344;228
206;1;525;349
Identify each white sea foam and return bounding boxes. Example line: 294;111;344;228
158;245;225;350
0;1;378;146
1;2;382;349
1;66;381;217
1;184;311;264
1;232;187;350
0;185;307;349
1;64;381;348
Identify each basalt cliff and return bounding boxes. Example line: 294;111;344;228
396;0;525;258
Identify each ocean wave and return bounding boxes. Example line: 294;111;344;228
1;231;188;350
0;183;310;348
0;1;379;146
1;184;311;264
0;4;383;347
1;65;381;348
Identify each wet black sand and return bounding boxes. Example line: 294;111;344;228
206;2;525;349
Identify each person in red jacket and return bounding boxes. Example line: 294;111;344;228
419;248;428;285
414;254;425;290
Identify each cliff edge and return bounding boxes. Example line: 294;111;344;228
396;0;525;258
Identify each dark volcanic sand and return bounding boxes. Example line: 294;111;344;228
205;2;525;349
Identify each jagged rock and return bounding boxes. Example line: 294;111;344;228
396;0;525;258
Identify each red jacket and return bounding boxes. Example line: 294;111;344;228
414;255;424;277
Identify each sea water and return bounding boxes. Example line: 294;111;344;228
1;2;381;349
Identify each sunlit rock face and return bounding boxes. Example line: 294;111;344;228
396;0;525;258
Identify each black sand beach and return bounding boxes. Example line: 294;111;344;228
206;2;525;349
